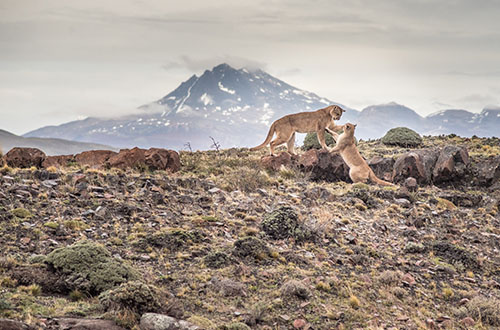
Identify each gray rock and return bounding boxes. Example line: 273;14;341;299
0;319;36;330
394;198;411;208
56;318;125;330
140;313;200;330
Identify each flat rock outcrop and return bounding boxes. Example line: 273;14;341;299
3;147;180;173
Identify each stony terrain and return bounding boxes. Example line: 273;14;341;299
0;135;500;330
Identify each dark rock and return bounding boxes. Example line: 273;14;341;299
107;147;146;170
105;147;180;172
0;318;36;330
9;264;67;294
75;150;117;168
210;277;246;297
280;280;310;300
260;152;293;171
298;149;349;182
346;186;379;208
394;198;411;207
33;169;59;181
392;149;439;184
473;155;500;187
144;148;180;172
438;192;483;208
4;147;46;168
42;154;74;168
368;156;395;181
432;145;470;184
55;318;125;330
140;313;200;330
403;177;418;191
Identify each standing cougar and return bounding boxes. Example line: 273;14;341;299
330;123;394;186
251;105;345;156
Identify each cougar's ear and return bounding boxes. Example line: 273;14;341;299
354;124;357;128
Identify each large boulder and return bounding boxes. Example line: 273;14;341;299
107;147;146;170
4;147;46;168
472;155;500;187
432;145;470;184
75;150;117;168
106;148;180;172
392;149;439;184
140;313;200;330
298;149;349;182
368;156;395;182
260;152;294;171
144;148;181;172
42;155;74;168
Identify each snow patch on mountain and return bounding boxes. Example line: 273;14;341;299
200;93;213;106
218;82;236;94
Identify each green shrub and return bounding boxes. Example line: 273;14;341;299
303;132;336;150
10;208;32;219
45;240;138;294
233;237;269;259
133;228;205;251
455;296;500;326
204;251;232;269
99;281;164;315
260;206;315;242
381;127;423;147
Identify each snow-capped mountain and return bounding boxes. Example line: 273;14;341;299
24;63;358;150
23;64;499;150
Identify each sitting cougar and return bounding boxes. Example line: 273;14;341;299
330;123;393;186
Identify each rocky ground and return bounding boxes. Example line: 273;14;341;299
0;135;500;330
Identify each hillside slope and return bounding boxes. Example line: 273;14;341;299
1;135;499;329
0;129;117;156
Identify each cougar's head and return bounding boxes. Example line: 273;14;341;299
344;123;357;134
329;105;345;120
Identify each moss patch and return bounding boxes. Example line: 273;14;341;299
45;240;138;294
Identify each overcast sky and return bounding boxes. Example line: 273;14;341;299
1;0;500;135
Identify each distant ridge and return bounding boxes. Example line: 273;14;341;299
0;129;117;156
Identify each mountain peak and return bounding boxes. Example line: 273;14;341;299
212;63;234;71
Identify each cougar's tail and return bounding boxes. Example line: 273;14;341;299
250;122;276;151
369;169;394;186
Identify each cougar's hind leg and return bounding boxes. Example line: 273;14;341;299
286;132;296;155
350;168;369;183
270;132;290;156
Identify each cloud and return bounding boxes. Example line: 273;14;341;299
455;94;499;109
163;55;267;72
277;68;301;77
446;70;500;77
